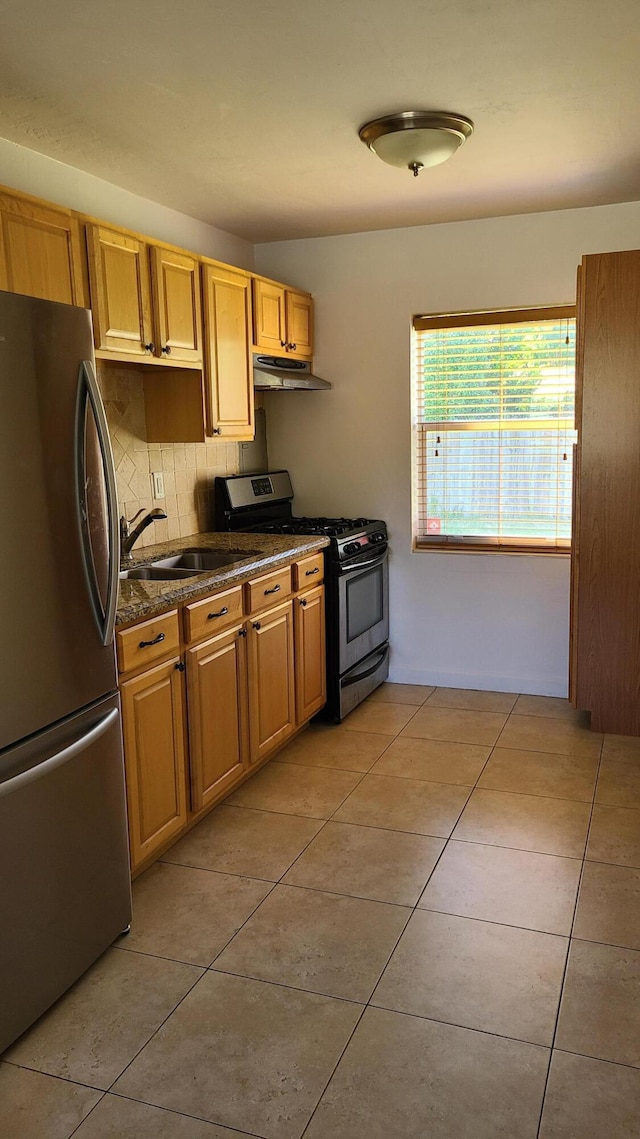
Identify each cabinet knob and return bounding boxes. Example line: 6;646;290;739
144;342;155;353
280;340;287;348
289;342;297;351
161;344;172;355
175;661;185;672
211;427;222;435
300;598;308;607
252;621;261;630
238;628;247;638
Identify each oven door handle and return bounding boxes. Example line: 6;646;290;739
342;644;389;686
339;548;388;575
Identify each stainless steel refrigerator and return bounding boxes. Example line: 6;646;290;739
0;290;131;1054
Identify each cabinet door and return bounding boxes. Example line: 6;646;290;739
187;624;249;812
247;600;295;764
86;225;153;357
294;585;326;723
151;245;203;365
285;290;313;358
203;264;254;440
252;278;286;353
0;191;85;306
120;657;188;872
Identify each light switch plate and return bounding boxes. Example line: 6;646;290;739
151;471;165;498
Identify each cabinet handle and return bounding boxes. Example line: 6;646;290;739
208;606;229;620
300;598;308;607
253;621;261;630
139;632;165;648
264;584;281;595
175;661;185;672
161;344;172;355
305;567;320;576
144;342;155;353
238;628;247;638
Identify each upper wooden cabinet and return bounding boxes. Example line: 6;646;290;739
570;248;640;735
151;245;202;365
0;190;86;307
202;262;254;440
86;224;202;368
252;277;313;359
87;226;153;357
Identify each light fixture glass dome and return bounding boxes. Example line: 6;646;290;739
359;111;474;176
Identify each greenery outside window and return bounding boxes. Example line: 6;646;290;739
412;307;577;553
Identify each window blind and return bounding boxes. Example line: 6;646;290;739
412;307;577;552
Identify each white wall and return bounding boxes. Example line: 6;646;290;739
0;137;254;269
256;201;640;696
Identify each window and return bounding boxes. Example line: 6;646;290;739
412;307;577;553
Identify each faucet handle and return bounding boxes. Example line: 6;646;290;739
119;509;144;542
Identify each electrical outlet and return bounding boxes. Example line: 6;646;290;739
151;471;165;499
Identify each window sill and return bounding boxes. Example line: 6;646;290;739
412;541;571;558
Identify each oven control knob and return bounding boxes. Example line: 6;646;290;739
344;542;358;555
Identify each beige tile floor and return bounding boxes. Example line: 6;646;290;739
3;684;640;1138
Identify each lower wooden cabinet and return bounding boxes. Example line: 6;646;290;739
120;656;189;872
118;566;325;874
186;623;249;812
294;585;326;723
247;600;296;765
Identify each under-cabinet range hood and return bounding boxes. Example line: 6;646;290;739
252;354;332;391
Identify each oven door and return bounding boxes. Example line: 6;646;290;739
338;547;389;675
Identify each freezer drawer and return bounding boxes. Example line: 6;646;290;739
0;693;131;1054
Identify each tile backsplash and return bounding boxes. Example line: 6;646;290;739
98;364;240;548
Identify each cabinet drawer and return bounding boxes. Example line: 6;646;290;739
117;610;180;674
293;552;324;591
245;566;292;614
184;585;244;644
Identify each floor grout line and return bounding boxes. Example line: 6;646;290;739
533;726;605;1139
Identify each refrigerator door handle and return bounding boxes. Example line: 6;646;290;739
0;708;119;800
75;360;120;646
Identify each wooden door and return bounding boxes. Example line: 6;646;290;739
203;263;254;440
294;585;326;723
285;290;313;358
247;600;295;764
252;278;286;353
120;657;188;872
151;245;202;365
186;624;249;812
0;190;85;306
86;225;153;357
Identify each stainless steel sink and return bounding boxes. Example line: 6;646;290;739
119;566;199;581
119;547;262;581
150;549;260;571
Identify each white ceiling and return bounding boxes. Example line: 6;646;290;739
0;0;638;243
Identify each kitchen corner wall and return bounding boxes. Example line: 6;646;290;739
256;199;640;697
98;364;239;547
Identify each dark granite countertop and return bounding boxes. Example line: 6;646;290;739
117;531;329;627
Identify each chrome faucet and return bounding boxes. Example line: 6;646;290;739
119;508;168;560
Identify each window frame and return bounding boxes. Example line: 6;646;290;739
411;305;577;556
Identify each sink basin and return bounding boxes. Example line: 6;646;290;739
150;549;261;571
119;547;262;581
119;566;200;581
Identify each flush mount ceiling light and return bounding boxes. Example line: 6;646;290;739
358;110;474;177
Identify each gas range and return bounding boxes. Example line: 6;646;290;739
214;471;387;565
214;470;390;721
